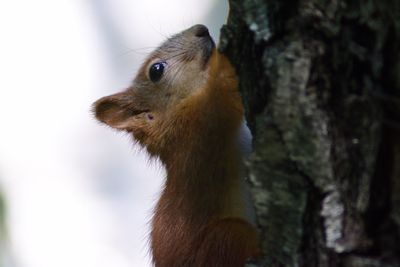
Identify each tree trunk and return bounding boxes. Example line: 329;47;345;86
220;1;400;266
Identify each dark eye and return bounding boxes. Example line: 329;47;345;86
149;62;167;82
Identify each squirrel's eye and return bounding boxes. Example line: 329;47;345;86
149;62;167;82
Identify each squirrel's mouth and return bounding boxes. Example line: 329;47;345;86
200;36;215;68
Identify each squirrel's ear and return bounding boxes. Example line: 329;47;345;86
93;92;133;130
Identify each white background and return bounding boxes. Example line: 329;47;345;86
0;1;228;266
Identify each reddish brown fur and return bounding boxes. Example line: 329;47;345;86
94;25;259;267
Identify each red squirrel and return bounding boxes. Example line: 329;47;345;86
93;24;259;267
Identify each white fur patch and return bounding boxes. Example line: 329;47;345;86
237;119;257;225
238;119;252;158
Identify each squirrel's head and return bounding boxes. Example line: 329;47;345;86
93;25;220;156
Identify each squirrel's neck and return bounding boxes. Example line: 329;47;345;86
161;133;245;221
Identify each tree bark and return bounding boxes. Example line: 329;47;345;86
220;1;400;266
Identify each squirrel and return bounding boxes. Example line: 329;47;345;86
93;24;260;267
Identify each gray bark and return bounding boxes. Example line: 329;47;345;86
220;1;400;266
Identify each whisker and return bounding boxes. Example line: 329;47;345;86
119;47;158;57
163;51;188;62
165;59;186;89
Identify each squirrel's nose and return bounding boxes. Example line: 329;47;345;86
192;24;210;37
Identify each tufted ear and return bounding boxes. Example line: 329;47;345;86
93;92;136;130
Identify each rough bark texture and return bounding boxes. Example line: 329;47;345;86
220;1;400;266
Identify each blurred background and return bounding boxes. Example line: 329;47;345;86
0;1;228;266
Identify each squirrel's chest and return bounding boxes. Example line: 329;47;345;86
150;208;207;267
